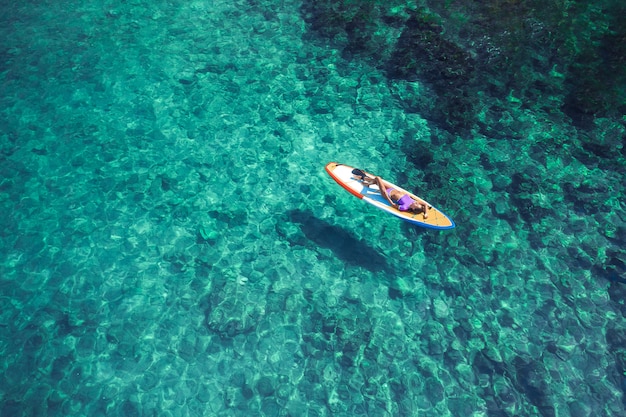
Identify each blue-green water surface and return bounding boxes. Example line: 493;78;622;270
1;1;625;416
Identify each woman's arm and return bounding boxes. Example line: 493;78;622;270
409;195;430;217
408;193;430;206
411;195;429;206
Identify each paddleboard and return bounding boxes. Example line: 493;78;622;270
325;162;455;230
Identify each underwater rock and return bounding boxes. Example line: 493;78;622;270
204;287;264;340
387;9;476;130
256;376;276;397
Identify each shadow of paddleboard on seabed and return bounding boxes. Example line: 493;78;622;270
286;209;388;273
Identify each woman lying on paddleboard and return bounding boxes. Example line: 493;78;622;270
354;170;429;218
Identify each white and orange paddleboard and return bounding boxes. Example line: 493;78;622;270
325;162;455;230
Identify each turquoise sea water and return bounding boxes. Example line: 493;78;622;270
1;0;625;416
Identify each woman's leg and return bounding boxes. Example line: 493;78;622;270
376;177;397;207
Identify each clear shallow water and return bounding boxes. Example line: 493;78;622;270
1;1;625;416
